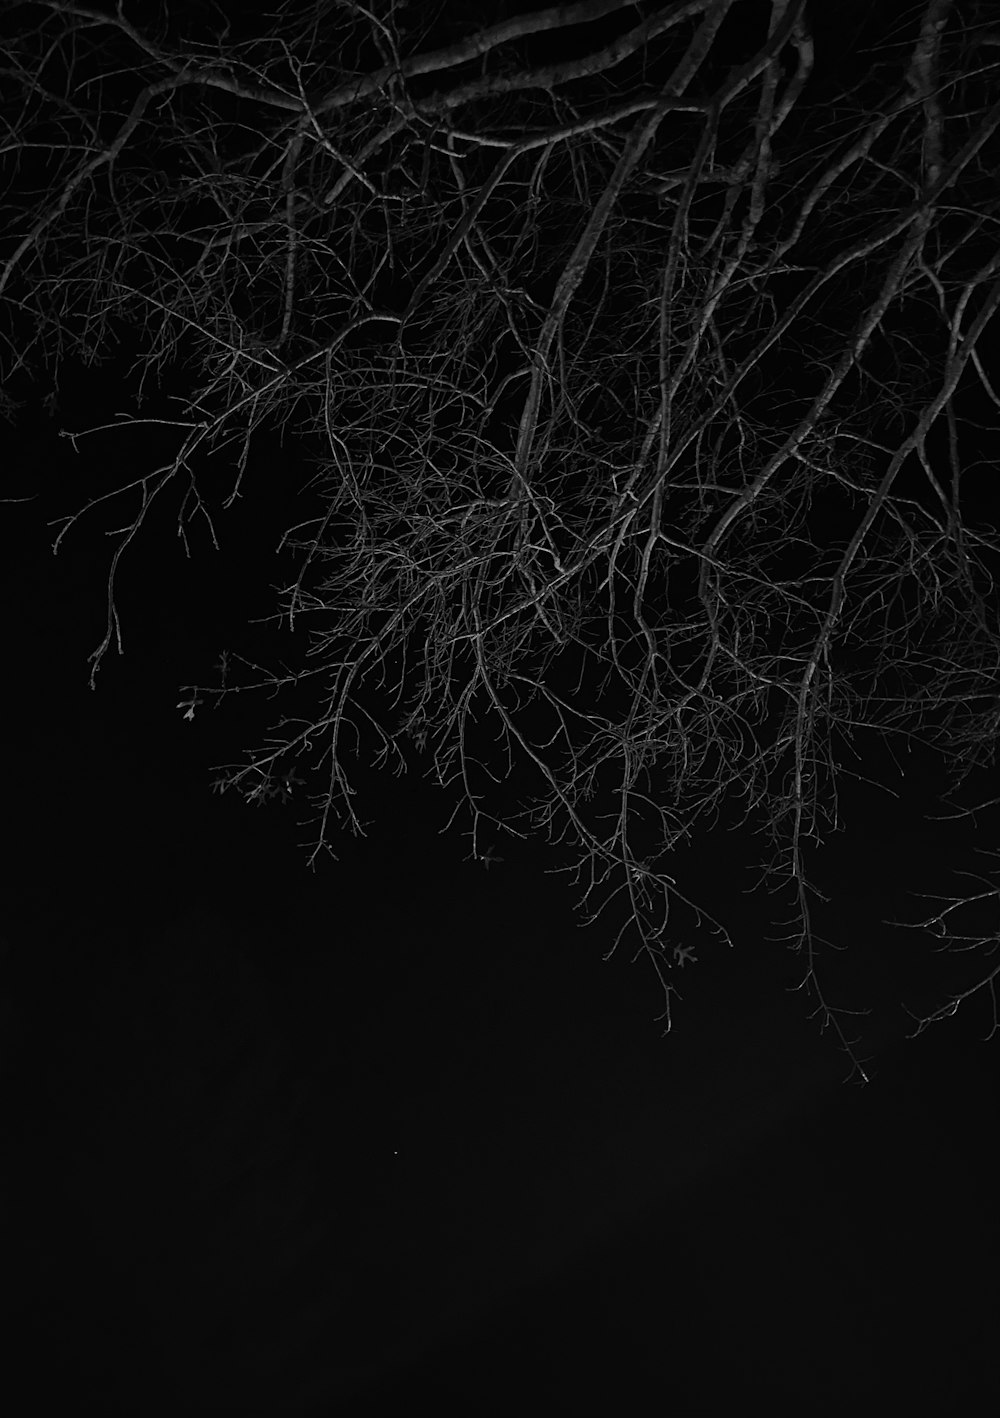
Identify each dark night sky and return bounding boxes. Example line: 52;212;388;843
1;338;998;1417
1;3;999;1414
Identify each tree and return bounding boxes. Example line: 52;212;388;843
2;0;1000;1078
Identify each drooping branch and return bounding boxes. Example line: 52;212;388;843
3;0;1000;1067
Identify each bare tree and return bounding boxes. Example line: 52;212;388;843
3;0;1000;1075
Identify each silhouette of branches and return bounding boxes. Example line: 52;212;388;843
3;0;1000;1065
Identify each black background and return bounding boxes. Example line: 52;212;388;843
2;1;999;1413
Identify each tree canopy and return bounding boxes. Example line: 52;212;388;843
3;0;1000;1076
